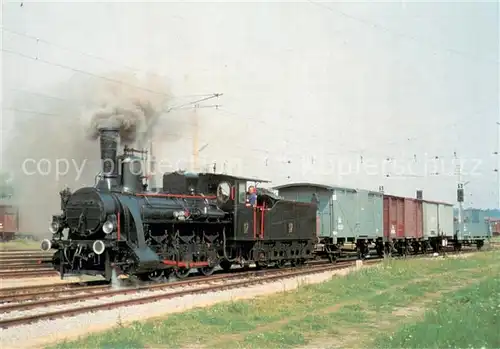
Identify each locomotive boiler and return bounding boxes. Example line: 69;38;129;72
41;125;319;281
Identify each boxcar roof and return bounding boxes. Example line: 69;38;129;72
273;182;382;195
272;182;335;190
422;199;454;206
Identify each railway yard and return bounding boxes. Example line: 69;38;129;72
0;242;498;349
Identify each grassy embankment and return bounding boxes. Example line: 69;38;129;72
0;239;41;251
50;251;500;349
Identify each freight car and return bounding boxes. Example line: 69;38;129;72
0;204;19;241
274;182;493;258
274;183;384;260
453;208;490;249
491;219;500;237
422;200;455;251
382;195;423;255
41;126;318;281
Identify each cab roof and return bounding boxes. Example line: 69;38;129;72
198;173;271;183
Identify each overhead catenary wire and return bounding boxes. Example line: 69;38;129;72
2;45;221;100
1;27;217;99
3;26;495;201
2;27;149;74
306;0;499;65
3;104;494;202
3;22;493;158
3;100;489;172
1;106;269;155
2;47;171;96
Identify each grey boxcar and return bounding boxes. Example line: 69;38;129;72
437;202;454;238
422;201;439;239
274;183;384;259
453;208;490;249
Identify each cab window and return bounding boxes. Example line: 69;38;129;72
238;182;247;204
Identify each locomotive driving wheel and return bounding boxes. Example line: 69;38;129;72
198;266;216;276
174;268;190;279
136;270;164;282
275;260;287;268
147;270;165;282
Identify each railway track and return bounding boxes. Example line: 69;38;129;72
0;281;107;297
0;248;491;329
0;249;48;253
0;250;53;258
0;260;372;329
0;270;58;279
0;250;55;278
0;265;307;303
0;266;319;307
0;263;53;271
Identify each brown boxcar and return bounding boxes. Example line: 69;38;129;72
491;220;500;236
383;195;423;240
0;205;19;241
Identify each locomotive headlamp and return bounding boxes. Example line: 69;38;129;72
92;240;105;255
49;221;60;234
102;220;114;234
40;239;52;251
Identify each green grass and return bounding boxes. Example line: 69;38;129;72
373;276;500;349
48;252;500;349
0;239;41;250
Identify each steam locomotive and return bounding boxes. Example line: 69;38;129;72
41;126;318;281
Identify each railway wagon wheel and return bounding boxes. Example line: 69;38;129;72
476;240;484;250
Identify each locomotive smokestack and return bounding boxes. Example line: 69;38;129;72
97;126;120;191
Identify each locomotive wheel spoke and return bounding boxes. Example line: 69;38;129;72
174;268;190;279
198;266;215;276
147;270;164;282
276;260;286;268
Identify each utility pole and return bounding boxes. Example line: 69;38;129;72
455;153;464;236
495;121;500;208
455;153;472;236
141;93;222;186
192;105;199;172
149;141;156;190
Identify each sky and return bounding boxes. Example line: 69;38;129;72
1;0;499;215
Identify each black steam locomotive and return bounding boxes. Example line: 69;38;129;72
41;126;318;281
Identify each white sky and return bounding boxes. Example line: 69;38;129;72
1;0;499;208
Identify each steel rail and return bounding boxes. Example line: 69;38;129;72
0;262;368;328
